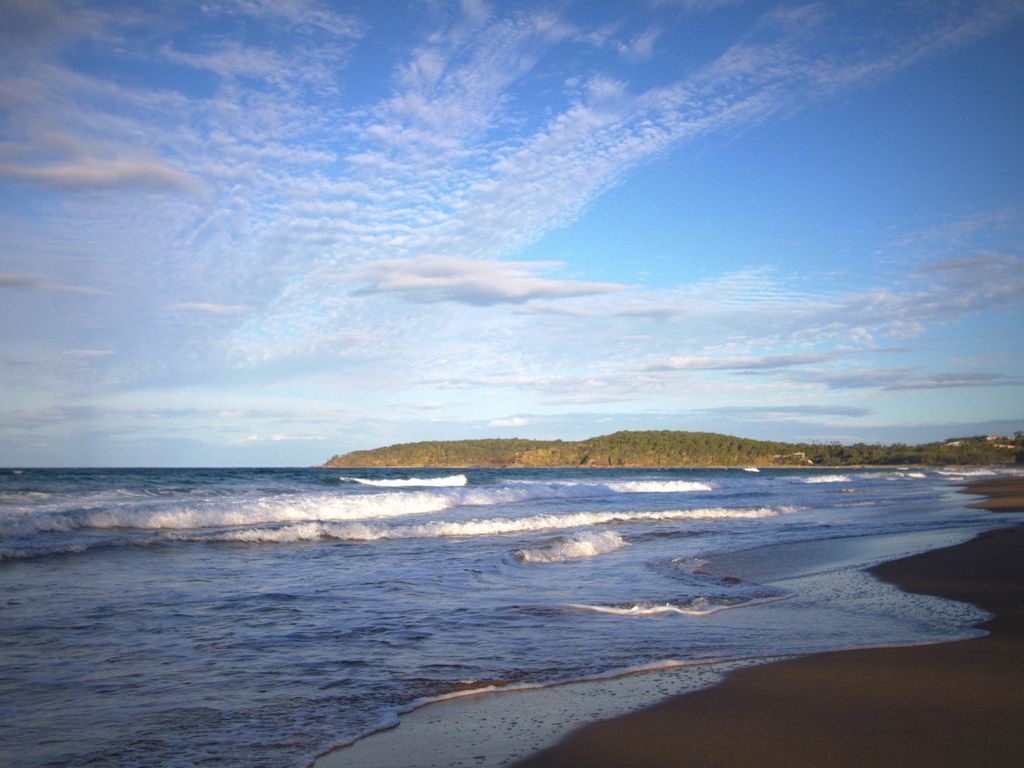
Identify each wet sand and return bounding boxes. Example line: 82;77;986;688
963;476;1024;511
515;477;1024;767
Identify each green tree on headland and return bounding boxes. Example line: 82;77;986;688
322;430;1021;468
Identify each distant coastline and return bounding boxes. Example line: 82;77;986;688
323;429;1023;469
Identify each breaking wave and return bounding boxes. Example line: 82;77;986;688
0;505;798;559
457;479;712;506
347;474;468;488
513;531;626;563
0;478;715;540
568;593;792;617
220;506;793;543
801;474;852;484
0;491;454;535
604;480;713;493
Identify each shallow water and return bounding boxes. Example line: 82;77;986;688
0;466;1015;767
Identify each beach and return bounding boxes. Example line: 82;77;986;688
3;467;1020;767
515;477;1024;767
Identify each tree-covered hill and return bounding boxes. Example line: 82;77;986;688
322;430;1023;468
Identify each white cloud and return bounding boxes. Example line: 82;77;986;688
245;432;325;442
169;303;250;315
220;3;1022;362
658;353;834;371
0;272;106;294
161;42;290;83
352;256;624;306
219;0;363;38
2;349;116;372
0;157;193;192
62;349;115;359
488;416;529;427
616;28;661;61
807;368;1015;392
652;0;746;11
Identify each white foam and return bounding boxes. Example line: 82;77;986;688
801;474;852;484
0;543;90;559
1;491;453;534
568;593;791;617
403;655;761;711
667;556;710;574
742;467;760;472
454;482;624;506
474;479;712;505
937;468;997;477
1;479;714;538
213;506;796;544
0;504;795;556
0;496;799;559
604;480;713;493
455;484;601;506
212;522;333;543
514;531;626;563
883;471;928;480
348;474;468;488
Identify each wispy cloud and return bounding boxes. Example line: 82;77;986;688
352;256;623;306
884;371;1016;391
4;0;1006;368
61;349;115;359
697;404;873;419
797;253;1024;342
0;272;106;294
616;27;661;60
214;0;362;38
169;303;249;315
488;416;530;428
0;157;194;192
244;432;325;443
654;352;835;372
652;0;747;12
1;2;1021;464
160;43;293;85
3;349;116;376
512;302;685;319
804;368;1016;391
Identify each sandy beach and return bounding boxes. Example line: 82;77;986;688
515;477;1024;767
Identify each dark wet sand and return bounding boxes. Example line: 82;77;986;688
515;477;1024;768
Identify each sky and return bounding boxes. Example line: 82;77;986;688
1;0;1023;467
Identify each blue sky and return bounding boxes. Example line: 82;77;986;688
1;0;1023;466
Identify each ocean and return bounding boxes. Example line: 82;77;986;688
0;466;1017;767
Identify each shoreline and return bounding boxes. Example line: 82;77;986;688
312;476;1024;767
514;478;1024;767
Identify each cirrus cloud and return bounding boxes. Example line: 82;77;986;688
352;256;624;306
0;157;195;193
169;302;250;315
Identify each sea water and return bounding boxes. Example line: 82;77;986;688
0;466;1017;767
